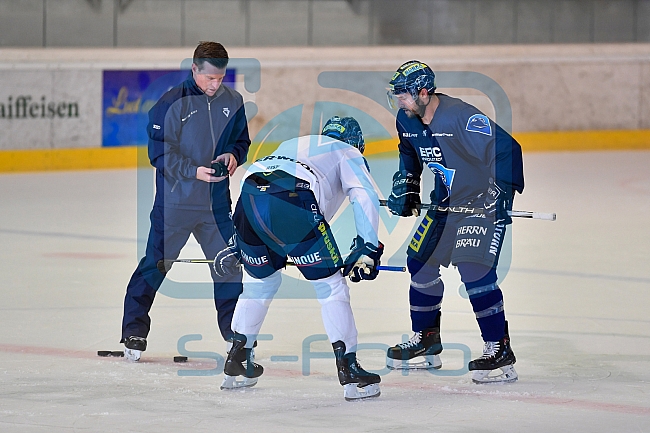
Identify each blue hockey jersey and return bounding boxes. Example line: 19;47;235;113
396;94;524;206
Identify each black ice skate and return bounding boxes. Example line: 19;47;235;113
333;341;381;401
221;333;263;390
386;313;442;370
468;321;518;384
123;336;146;362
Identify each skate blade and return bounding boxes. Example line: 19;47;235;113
220;374;258;390
387;354;442;371
124;348;142;362
471;365;518;384
343;383;381;401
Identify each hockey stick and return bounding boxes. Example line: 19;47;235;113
378;199;556;221
158;258;406;272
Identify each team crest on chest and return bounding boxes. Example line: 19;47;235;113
223;107;230;117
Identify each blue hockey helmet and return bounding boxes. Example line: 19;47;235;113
321;116;365;154
387;60;436;109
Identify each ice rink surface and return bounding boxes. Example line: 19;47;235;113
1;150;649;432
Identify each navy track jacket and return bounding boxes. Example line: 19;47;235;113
147;73;250;211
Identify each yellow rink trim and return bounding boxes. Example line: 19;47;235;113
363;130;650;155
0;146;149;173
0;130;649;173
514;130;650;152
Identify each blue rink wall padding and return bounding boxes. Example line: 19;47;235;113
102;68;236;147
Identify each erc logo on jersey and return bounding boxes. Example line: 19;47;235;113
419;146;443;162
466;114;492;136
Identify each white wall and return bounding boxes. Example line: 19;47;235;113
0;44;648;150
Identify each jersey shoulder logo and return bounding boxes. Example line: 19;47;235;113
466;114;492;136
402;132;418;138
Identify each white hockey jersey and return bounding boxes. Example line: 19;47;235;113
243;135;379;246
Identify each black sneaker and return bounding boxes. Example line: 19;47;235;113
123;336;146;362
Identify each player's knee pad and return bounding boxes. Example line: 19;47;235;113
406;258;444;320
312;272;350;305
408;259;443;295
457;262;497;290
240;269;282;305
409;281;442;317
409;281;443;307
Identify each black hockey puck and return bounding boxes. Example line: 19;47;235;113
97;350;124;357
211;161;229;177
174;356;188;363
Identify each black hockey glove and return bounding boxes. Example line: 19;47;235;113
387;171;421;217
156;259;172;276
342;236;384;283
482;178;514;225
429;166;451;206
213;234;242;277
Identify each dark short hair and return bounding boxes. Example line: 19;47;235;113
193;41;228;70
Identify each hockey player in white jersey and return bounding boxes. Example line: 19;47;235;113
213;116;384;401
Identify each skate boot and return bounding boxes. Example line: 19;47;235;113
123;336;146;362
221;333;263;390
468;321;518;384
333;341;381;401
386;313;442;370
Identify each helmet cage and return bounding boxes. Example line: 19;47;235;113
387;61;436;110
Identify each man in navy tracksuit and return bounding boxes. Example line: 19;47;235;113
121;42;250;361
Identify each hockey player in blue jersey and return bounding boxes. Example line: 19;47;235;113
385;61;524;384
213;116;384;400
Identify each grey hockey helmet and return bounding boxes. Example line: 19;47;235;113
387;60;436;109
321;116;365;154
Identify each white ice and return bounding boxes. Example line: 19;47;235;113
0;151;649;432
